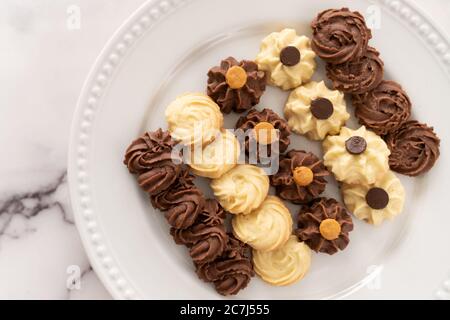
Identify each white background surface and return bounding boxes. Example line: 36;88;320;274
0;0;448;299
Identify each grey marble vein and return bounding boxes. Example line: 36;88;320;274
0;171;73;238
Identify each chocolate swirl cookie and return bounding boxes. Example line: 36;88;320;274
223;233;251;260
235;108;291;156
171;223;228;264
352;80;411;135
326;47;384;94
198;199;227;227
207;57;266;114
136;162;180;195
270;150;329;204
151;168;205;229
296;198;353;255
311;8;372;65
196;235;254;296
385;121;440;176
124;129;182;195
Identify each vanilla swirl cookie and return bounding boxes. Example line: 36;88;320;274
285;81;349;140
323;126;390;185
253;236;311;286
210;165;269;215
255;28;316;90
165;93;223;146
342;171;405;225
232;196;293;252
188;129;240;179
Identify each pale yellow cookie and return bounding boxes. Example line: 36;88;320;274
188;129;240;179
232;196;292;251
342;171;405;226
285;81;349;140
255;28;316;90
210;165;269;215
165;93;223;146
253;235;311;286
322;126;390;185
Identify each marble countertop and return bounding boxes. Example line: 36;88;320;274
1;0;449;299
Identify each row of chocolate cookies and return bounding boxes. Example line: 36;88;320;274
312;7;440;176
123;129;254;295
170;198;254;296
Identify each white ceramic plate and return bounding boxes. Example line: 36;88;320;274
69;0;450;299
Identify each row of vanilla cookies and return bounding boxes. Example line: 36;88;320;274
323;126;405;226
211;165;311;286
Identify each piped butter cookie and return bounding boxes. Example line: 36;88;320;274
165;93;223;146
210;165;269;215
255;28;316;90
285;81;349;140
253;235;311;286
232;196;292;252
322;126;390;185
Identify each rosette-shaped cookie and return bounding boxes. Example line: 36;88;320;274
385;121;440;176
210;165;269;215
235;108;291;158
124;129;182;195
352;80;411;135
197;199;227;227
232;196;292;252
285;81;349;140
296;198;353;255
323;126;390;185
165;93;223;146
255;28;316;90
151;168;205;229
188;129;240;179
342;171;405;225
196;235;254;296
253;235;311;286
326;47;384;94
207;57;266;114
223;233;252;260
171;222;228;265
311;8;372;64
270;150;329;204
